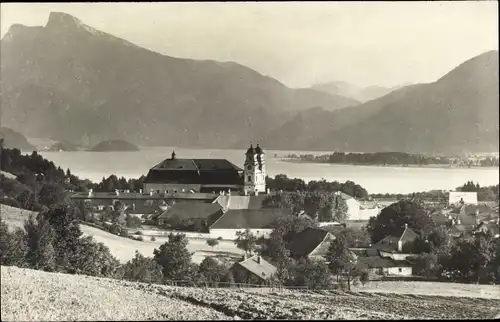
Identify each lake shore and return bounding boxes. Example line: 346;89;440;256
281;159;500;170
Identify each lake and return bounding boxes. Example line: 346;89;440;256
37;146;499;194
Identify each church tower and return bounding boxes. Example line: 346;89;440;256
243;143;266;195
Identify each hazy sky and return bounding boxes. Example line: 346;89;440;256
1;2;498;88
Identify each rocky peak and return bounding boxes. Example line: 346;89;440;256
46;12;84;29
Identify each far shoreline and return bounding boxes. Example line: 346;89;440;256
281;158;500;171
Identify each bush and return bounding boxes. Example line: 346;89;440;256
71;236;120;277
151;236;156;242
217;237;223;241
115;251;163;284
136;231;143;235
0;220;27;267
24;215;57;272
137;236;144;242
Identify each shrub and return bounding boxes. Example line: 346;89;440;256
206;238;219;249
151;236;156;242
71;236;120;277
153;233;193;280
115;251;163;284
24;215;56;272
0;220;27;266
137;236;144;242
217;237;223;241
136;230;143;235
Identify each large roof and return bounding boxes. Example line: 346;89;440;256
209;208;288;229
287;227;333;258
151;158;243;172
157;202;223;220
214;195;268;210
145;158;244;185
71;191;218;201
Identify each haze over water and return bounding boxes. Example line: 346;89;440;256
37;147;499;194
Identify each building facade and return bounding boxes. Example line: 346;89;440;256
243;144;267;195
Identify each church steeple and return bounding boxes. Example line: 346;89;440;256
243;143;266;195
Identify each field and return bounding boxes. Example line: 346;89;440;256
0;204;244;264
0;204;38;232
80;225;244;264
2;266;500;321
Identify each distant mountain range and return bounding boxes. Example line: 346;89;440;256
1;12;498;154
260;50;499;154
309;81;409;103
0;12;358;149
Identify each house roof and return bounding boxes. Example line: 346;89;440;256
157;202;222;220
215;195;268;211
234;255;276;280
400;226;419;244
371;235;400;252
0;170;17;180
357;256;411;269
71;191;218;201
209;208;288;229
287;227;333;258
144;157;243;185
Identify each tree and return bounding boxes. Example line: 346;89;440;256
40;205;83;271
116;250;163;283
359;269;369;287
206;238;219;250
293;258;332;290
366;200;434;244
24;215;56;271
0;220;27;266
71;236;120;277
265;231;292;283
234;229;257;256
37;182;68;207
269;214;318;243
325;234;359;290
153;233;193;281
410;253;441;279
198;257;233;287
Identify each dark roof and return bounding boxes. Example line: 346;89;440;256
151;158;243;172
209;208;288;229
71;191;218;201
214;195;268;210
254;144;264;155
234;255;276;280
247;195;267;209
357;256;411;269
287;227;332;258
371;235;399;252
246;144;255;155
400;226;419;244
157;202;223;220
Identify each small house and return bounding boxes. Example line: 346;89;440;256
356;256;413;277
371;224;420;260
287;227;337;260
208;208;288;240
230;254;277;285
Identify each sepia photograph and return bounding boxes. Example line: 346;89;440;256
0;1;499;320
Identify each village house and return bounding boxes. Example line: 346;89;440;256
287;227;337;260
230;254;277;285
208;208;288;240
356;256;413;278
370;224;420;260
156;202;224;231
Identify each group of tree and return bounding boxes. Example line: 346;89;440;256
457;181;499;202
366;199;500;284
263;189;350;222
286;152;499;168
265;174;369;199
370;181;499;202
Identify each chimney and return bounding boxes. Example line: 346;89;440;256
88;189;93;198
115;189;120;196
228;188;231;196
150;190;153;196
255;189;259;196
257;255;261;264
244;188;248;196
405;223;408;229
266;188;270;195
139;189;143;194
243;253;247;261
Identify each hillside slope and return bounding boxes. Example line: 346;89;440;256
263;50;499;154
0;127;36;151
2;266;499;321
1;12;358;149
311;81;405;103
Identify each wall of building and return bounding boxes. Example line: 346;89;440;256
209;228;273;240
346;198;360;219
356;207;382;220
379;251;414;261
387;266;412;276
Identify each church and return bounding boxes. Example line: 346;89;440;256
143;144;267;195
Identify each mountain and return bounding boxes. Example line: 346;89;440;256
89;140;139;152
0;12;359;149
310;81;407;103
0;127;36;151
262;50;499;154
